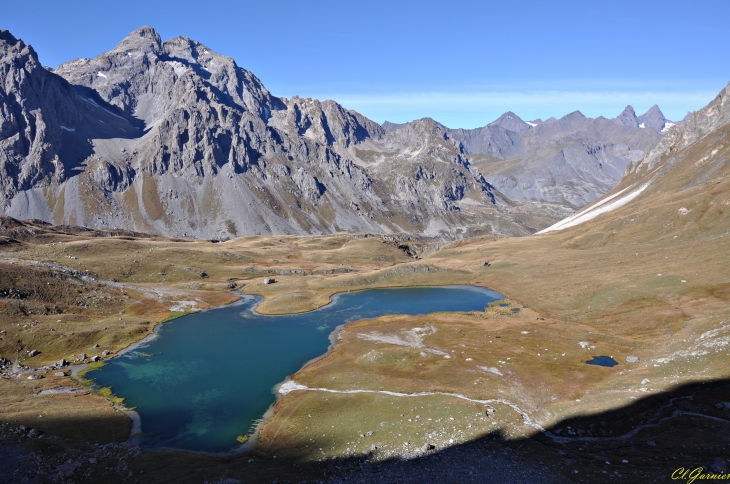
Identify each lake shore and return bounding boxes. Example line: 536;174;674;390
83;285;502;456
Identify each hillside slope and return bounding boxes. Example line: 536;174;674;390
539;81;730;236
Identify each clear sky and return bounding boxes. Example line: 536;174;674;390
4;0;729;128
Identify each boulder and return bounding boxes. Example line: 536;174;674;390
626;356;639;363
27;374;43;380
263;278;275;285
28;349;40;357
90;355;100;362
421;443;435;452
56;358;69;367
54;372;66;377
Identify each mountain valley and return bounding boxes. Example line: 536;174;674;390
0;25;728;484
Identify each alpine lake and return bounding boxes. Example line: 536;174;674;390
82;286;503;453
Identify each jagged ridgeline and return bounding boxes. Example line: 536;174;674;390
0;27;664;238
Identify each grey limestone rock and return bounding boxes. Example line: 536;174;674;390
488;111;532;132
613;105;640;128
629;81;730;175
637;105;669;132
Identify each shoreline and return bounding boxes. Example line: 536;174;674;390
243;278;502;316
68;292;254;452
76;284;503;458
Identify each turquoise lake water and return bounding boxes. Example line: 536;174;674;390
85;285;502;453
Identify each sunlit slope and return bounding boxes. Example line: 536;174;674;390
539;81;730;239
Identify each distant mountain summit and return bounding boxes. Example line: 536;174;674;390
638;105;670;132
614;105;640;128
487;111;532;132
613;104;677;133
540;80;730;234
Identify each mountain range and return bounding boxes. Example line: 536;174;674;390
0;27;681;239
539;80;729;235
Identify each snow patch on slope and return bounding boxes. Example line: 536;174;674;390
537;183;650;234
81;97;126;121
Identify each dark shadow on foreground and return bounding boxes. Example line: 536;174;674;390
2;378;729;484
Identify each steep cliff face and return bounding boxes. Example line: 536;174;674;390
2;27;546;239
0;30;79;199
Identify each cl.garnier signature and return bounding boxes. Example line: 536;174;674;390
673;467;730;483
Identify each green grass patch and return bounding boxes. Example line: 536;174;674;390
76;361;106;379
487;299;510;307
159;311;194;323
95;385;126;406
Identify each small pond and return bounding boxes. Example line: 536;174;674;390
84;285;502;453
586;356;619;367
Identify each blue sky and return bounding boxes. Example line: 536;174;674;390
4;0;729;128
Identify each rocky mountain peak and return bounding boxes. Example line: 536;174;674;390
614;105;639;128
114;26;162;55
0;29;41;71
488;111;530;132
630;81;730;174
637;104;668;132
0;29;84;201
381;120;407;133
1;29;25;53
